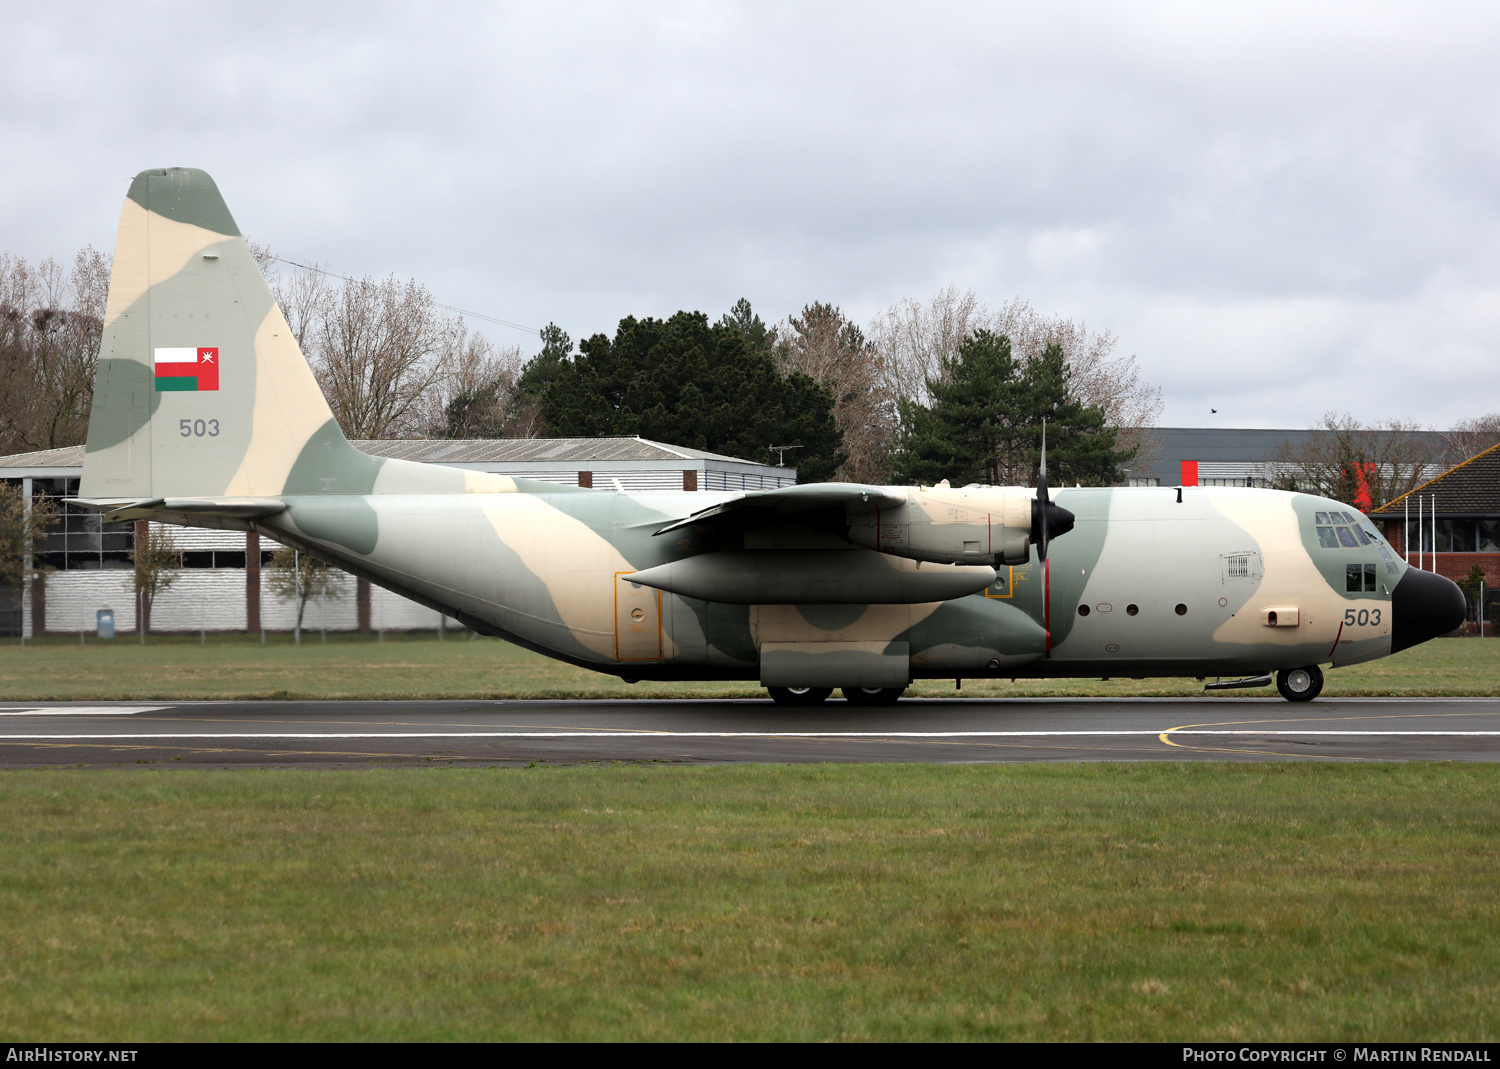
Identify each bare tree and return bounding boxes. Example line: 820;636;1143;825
421;328;534;439
267;545;344;644
255;251;535;441
1445;413;1500;464
773;303;893;483
867;284;987;408
309;274;453;439
1267;412;1439;510
867;287;1164;473
253;246;333;352
0;248;110;454
0;482;55;635
132;524;181;637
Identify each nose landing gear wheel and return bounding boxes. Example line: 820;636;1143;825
767;686;833;706
841;687;906;706
1276;665;1324;702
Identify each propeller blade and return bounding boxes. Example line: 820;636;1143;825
1029;418;1075;562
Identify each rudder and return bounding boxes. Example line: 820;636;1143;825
80;168;344;501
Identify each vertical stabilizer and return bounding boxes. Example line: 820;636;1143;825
81;168;352;500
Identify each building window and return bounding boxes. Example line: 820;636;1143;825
1426;519;1500;553
31;478;134;571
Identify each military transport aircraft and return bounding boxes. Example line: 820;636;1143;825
72;169;1466;704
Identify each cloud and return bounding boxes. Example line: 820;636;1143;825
3;0;1498;428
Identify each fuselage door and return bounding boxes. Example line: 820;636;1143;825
615;571;663;661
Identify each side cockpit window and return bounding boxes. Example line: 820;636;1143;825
1346;563;1378;593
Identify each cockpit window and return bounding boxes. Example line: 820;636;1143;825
1315;511;1330;524
1336;527;1359;548
1317;526;1339;548
1353;525;1371;545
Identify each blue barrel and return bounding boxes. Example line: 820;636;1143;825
97;609;115;640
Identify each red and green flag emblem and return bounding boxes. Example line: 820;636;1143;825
154;347;219;392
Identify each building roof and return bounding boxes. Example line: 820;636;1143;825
357;436;763;465
0;446;87;468
1372;441;1500;516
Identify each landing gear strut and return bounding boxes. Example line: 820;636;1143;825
1276;665;1324;702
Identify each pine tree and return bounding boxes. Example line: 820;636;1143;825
891;331;1131;487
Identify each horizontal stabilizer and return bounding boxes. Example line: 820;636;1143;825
68;497;288;523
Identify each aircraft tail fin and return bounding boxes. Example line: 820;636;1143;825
79;168;378;502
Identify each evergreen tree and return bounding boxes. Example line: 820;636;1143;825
1023;343;1133;487
540;310;845;481
892;329;1023;485
891;331;1131;487
516;322;574;398
719;298;771;352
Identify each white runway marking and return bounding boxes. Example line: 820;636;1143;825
2;729;1500;741
0;707;167;717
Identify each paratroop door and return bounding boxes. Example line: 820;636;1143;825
615;572;662;661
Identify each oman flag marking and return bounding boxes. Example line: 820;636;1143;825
154;347;219;392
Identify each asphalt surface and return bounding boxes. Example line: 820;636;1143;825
1;696;1498;767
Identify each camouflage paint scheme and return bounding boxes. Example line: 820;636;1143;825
74;170;1445;696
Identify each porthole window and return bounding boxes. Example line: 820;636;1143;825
1126;604;1139;616
1175;603;1187;616
1078;604;1090;616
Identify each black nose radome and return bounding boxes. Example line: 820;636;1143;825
1390;567;1467;654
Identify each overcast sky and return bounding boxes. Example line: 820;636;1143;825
5;1;1498;429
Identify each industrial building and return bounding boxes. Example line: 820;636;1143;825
1127;427;1451;489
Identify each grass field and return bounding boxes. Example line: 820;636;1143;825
0;630;1496;701
2;762;1497;1041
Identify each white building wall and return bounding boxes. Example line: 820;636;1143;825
148;571;248;632
258;570;359;632
38;571;137;633
370;584;448;631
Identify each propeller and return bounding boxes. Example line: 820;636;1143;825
1030;418;1076;562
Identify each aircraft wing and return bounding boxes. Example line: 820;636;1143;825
653;482;908;536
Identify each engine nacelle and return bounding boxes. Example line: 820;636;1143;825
847;485;1034;566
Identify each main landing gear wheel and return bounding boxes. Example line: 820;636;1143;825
767;686;833;706
841;687;906;706
1276;665;1324;702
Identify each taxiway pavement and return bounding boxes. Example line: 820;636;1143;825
1;696;1498;767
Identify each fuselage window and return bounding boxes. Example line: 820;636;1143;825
1347;564;1362;592
1365;563;1377;592
1317;526;1339;548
